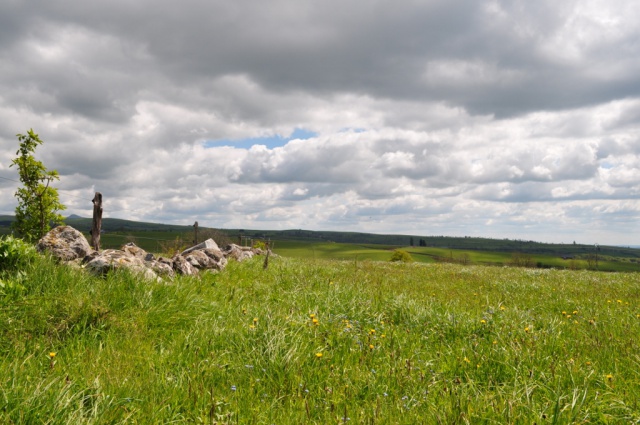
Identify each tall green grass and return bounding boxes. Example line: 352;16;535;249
0;253;639;423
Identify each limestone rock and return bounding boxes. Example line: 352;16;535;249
122;242;148;259
224;244;254;262
36;226;270;280
146;258;175;277
202;248;227;270
172;254;199;276
184;250;215;269
181;238;220;256
84;249;158;280
184;248;227;271
37;226;93;261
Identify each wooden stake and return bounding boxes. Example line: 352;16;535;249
193;221;199;245
91;192;103;251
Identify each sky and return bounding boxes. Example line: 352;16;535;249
0;0;639;245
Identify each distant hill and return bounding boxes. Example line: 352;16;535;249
0;215;14;228
1;214;638;259
63;216;193;233
226;228;640;259
0;215;193;235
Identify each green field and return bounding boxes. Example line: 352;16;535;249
273;240;640;272
1;237;639;423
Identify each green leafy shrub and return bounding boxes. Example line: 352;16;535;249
252;240;267;250
0;235;37;271
390;249;413;262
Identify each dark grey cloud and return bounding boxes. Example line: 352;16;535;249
4;0;637;119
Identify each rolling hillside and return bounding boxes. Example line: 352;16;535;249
1;215;639;268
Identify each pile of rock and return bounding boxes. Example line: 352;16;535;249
36;225;268;280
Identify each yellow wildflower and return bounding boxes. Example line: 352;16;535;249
49;352;56;359
315;352;323;358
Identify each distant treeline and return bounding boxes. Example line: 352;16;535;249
226;228;639;259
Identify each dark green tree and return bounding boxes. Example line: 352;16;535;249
10;129;65;242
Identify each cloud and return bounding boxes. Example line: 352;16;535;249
0;0;639;244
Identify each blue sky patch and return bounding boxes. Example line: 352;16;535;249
204;128;317;149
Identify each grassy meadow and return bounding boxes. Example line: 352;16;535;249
274;240;640;272
1;241;640;424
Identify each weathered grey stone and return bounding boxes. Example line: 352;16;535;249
172;254;199;276
181;238;220;256
184;250;215;269
35;225;272;280
121;242;148;259
37;226;94;261
183;248;228;271
156;256;174;267
84;249;158;280
202;248;227;269
202;248;225;261
146;259;175;277
224;244;254;262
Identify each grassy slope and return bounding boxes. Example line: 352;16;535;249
274;241;640;272
1;253;639;423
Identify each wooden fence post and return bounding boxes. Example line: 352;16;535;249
91;192;103;251
193;221;199;245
